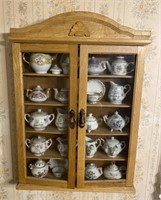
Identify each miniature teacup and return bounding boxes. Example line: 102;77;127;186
87;92;101;104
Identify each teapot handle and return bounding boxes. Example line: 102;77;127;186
48;114;55;125
123;84;131;96
95;138;102;149
100;61;107;70
46;139;53;149
24;113;30;124
103;115;108;125
22;52;30;65
127;62;134;74
98;167;103;176
124;116;130;125
25;139;31;148
26;89;32;98
120;141;126;151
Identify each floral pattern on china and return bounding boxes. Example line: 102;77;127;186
26;85;50;102
29;160;49;178
88;56;107;75
85;163;103;180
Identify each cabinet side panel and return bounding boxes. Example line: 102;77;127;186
12;43;26;184
126;47;145;186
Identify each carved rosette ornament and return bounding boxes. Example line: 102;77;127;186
68;21;90;37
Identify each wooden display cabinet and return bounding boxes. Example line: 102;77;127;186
9;11;151;192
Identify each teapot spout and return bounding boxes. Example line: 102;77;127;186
53;88;59;100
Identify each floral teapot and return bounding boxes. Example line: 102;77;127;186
103;163;125;179
29;159;49;178
85;163;103;180
26;85;50;102
106;56;134;75
56;137;68;157
103;111;129;132
85;137;101;158
101;137;126;157
24;109;55;131
23;53;54;74
88;56;107;75
86;113;102;133
108;81;131;104
25;136;52;156
53;88;68;103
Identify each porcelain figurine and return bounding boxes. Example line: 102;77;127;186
85;163;103;180
101;137;126;157
24;109;55;131
29;160;49;178
50;64;62;74
86;137;101;158
23;53;53;74
103;111;129;132
88;56;107;75
55;108;68;131
53;88;68;103
56;137;68;157
87;92;102;104
26;85;50;102
25;136;52;156
103;163;124;179
86;113;102;133
108;81;131;104
106;56;134;75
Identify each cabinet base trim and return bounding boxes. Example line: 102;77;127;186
16;184;135;193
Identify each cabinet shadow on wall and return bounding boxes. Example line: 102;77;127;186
4;33;18;184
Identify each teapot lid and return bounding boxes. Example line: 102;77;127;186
89;56;98;64
31;109;47;117
50;64;62;72
107;163;119;172
86;163;97;169
33;85;43;91
31;136;47;143
106;137;119;146
111;111;123;119
86;113;97;122
34;160;47;168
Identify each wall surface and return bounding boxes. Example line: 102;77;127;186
0;0;161;200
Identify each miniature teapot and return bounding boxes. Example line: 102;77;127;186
103;163;125;179
29;159;49;178
108;81;131;104
101;137;126;157
88;56;107;75
86;137;101;158
56;137;68;157
25;136;52;156
86;113;101;133
24;109;55;131
103;111;129;132
26;85;50;102
85;163;103;180
23;53;53;74
106;56;134;75
55;108;68;131
53;88;68;103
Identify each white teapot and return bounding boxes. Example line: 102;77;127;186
103;111;129;132
29;160;49;178
24;109;55;131
26;85;50;102
25;136;52;156
107;56;134;75
88;56;107;75
53;88;68;103
108;81;131;104
103;163;125;179
23;53;53;74
86;113;101;133
85;163;103;180
101;137;126;157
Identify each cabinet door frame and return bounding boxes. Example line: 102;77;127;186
13;43;78;189
77;45;145;188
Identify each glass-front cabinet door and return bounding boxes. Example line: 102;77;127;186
14;43;78;189
77;45;143;189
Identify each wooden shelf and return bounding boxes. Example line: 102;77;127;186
24;100;67;107
23;73;68;77
86;127;129;136
26;149;66;159
88;75;133;79
25;125;67;134
87;101;131;108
